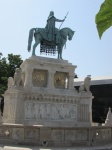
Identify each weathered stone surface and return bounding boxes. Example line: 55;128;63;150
12;128;24;140
3;56;93;127
0;125;112;146
105;108;112;126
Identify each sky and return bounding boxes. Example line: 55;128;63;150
0;0;112;78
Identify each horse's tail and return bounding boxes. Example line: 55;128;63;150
27;28;36;52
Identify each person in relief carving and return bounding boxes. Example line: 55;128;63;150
58;104;69;119
45;11;65;42
14;68;22;87
45;103;50;120
79;76;91;93
31;103;36;119
26;102;31;119
69;105;77;120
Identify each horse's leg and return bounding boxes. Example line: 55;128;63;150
60;45;63;60
32;40;40;56
58;50;60;59
57;45;60;59
60;50;62;59
58;51;59;59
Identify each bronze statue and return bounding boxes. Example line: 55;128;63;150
45;11;64;42
27;11;74;59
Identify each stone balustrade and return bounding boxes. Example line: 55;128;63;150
0;124;112;146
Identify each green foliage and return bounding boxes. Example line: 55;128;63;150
0;54;23;96
95;0;112;39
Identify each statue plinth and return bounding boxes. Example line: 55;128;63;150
3;56;93;127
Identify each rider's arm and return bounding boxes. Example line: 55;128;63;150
55;18;65;22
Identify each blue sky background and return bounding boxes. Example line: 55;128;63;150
0;0;112;78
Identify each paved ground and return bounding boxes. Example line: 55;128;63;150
0;144;112;150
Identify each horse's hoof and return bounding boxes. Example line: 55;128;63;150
32;54;36;56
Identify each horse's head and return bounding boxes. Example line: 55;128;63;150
60;28;75;41
68;29;75;41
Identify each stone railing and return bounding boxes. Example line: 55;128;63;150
0;124;112;146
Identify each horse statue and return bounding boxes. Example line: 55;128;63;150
27;27;74;59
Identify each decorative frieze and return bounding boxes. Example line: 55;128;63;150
0;125;111;146
25;101;77;121
23;94;80;103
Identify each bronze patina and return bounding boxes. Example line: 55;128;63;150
27;11;74;59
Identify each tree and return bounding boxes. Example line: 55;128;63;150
95;0;112;38
0;52;2;59
0;54;23;96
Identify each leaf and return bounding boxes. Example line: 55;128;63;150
95;0;112;38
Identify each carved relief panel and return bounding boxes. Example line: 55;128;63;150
76;130;87;141
54;72;68;89
24;128;39;140
96;128;111;140
12;128;24;140
65;130;76;141
52;130;64;142
32;69;48;87
25;101;77;121
0;127;11;138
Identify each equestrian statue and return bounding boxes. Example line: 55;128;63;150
27;11;75;59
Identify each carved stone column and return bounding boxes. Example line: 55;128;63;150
24;67;33;88
88;96;93;124
68;73;74;90
47;70;55;89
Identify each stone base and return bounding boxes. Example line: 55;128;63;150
3;89;93;127
0;124;112;147
3;56;93;127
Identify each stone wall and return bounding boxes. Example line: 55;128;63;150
0;125;112;146
3;91;93;127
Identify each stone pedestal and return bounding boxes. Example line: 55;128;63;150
3;56;93;127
